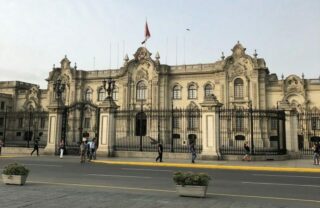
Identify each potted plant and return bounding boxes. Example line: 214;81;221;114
173;171;211;198
2;163;29;185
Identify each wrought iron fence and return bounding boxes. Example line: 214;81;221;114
0;110;48;148
219;108;286;155
297;111;320;155
114;108;202;153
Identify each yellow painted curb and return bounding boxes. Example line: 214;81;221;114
91;160;320;173
0;155;26;158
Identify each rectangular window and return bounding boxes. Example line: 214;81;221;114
173;117;180;129
271;118;278;130
235;112;244;132
311;117;320;130
0;132;3;136
40;118;46;129
0;102;4;110
18;118;23;128
16;132;21;136
84;118;91;129
188;116;198;130
0;117;4;127
188;89;197;99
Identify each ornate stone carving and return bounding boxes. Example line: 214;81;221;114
134;47;152;61
285;75;303;94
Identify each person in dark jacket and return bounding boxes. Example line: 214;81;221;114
242;141;251;161
155;143;163;162
30;138;39;156
190;142;197;163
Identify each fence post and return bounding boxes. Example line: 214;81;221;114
200;95;222;160
44;100;64;155
96;97;118;157
278;101;299;157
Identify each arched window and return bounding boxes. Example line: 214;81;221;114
204;84;213;98
85;89;92;101
112;86;118;101
137;81;147;100
188;84;197;99
234;78;244;99
173;85;181;99
98;88;106;101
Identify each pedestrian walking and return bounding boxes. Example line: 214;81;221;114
89;138;97;160
155;142;163;162
190;142;197;163
312;143;319;165
0;139;3;155
86;139;92;161
30;138;39;156
242;141;251;161
80;139;87;163
59;140;65;159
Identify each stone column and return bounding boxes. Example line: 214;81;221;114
278;101;299;156
200;95;223;160
44;101;64;155
96;97;118;157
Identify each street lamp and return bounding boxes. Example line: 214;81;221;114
102;76;115;99
27;105;33;148
53;78;66;102
248;100;254;155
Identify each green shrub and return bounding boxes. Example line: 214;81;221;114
173;171;211;186
2;163;29;176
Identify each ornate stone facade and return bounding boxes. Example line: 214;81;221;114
1;42;320;150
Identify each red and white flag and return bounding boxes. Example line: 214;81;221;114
141;21;151;44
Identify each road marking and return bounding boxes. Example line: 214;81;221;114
23;163;62;167
253;173;320;179
88;174;152;179
92;160;320;173
27;180;320;204
121;168;172;172
242;181;320;188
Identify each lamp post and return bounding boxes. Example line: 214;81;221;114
102;76;115;99
248;101;254;155
53;78;65;148
27;105;33;148
3;106;8;146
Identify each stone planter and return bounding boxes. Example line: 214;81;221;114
176;185;208;198
2;174;28;185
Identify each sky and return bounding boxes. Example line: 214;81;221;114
0;0;319;89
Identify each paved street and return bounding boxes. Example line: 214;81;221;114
0;156;319;208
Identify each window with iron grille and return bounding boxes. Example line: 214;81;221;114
85;89;92;101
204;84;213;98
234;78;244;99
188;112;198;130
311;117;320;130
40;117;46;129
188;85;197;99
137;81;147;100
271;118;278;130
235;112;244;131
173;116;180;129
0;102;4;110
84;118;91;129
98;88;106;101
18;118;23;128
173;85;181;99
0;117;3;127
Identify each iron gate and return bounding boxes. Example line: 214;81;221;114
219;108;286;155
297;111;320;155
60;101;100;155
114;108;202;153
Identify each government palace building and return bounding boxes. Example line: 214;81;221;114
0;42;319;159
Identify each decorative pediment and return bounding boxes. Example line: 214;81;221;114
60;55;71;69
134;47;152;61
